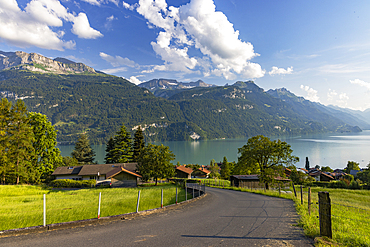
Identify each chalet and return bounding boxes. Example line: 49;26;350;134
175;165;193;179
52;163;141;187
192;167;211;178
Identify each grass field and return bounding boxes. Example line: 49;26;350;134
0;184;189;231
206;181;370;247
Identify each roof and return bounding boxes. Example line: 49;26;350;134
175;165;193;175
231;174;290;181
106;166;142;178
52;163;138;176
52;166;83;176
198;167;211;174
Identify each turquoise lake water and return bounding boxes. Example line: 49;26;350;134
58;130;370;169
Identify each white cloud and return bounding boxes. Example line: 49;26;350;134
129;76;143;85
100;52;138;68
82;0;119;6
72;13;103;39
123;1;137;10
0;0;102;50
350;79;370;90
136;0;265;80
327;89;349;107
101;67;128;74
268;66;293;76
300;85;320;102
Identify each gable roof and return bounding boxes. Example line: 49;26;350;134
197;167;211;174
106;166;142;179
175;165;193;175
52;163;138;176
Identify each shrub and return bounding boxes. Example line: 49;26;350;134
49;179;96;188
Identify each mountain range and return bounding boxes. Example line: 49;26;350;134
0;50;368;144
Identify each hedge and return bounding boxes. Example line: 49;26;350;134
49;179;96;188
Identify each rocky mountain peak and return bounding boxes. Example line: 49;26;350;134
0;50;96;74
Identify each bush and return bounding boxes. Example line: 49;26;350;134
49;179;96;188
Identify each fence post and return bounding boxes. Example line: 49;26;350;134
192;186;194;199
136;190;141;213
98;192;101;219
176;187;178;204
300;185;303;204
161;189;163;208
292;182;297;197
318;192;332;239
185;185;187;201
308;187;311;215
43;194;46;227
279;184;281;196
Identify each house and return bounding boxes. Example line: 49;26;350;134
52;163;141;187
175;165;193;179
230;174;290;188
308;170;335;182
192;167;211;178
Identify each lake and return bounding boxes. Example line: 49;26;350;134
58;130;370;169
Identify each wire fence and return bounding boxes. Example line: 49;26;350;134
0;184;205;232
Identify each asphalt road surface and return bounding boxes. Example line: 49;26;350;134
0;187;313;246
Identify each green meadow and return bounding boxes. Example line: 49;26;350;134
206;181;370;247
0;184;190;231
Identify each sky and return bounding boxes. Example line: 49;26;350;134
1;0;370;110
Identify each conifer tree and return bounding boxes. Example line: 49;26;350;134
132;127;145;162
305;157;310;170
104;137;115;164
105;123;133;163
0;98;12;184
71;134;95;164
220;156;231;180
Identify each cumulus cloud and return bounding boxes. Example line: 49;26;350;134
350;79;370;90
0;0;102;50
327;89;349;107
136;0;265;80
123;1;137;10
300;85;320;102
268;66;293;76
100;52;138;67
129;76;143;85
101;67;128;74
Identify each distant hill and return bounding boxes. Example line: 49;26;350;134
0;51;365;144
266;88;365;131
138;78;216;98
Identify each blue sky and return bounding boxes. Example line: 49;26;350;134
1;0;370;110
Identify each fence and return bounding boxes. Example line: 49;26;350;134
0;185;205;232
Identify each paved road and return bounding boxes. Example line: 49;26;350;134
0;187;313;246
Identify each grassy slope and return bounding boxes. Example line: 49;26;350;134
0;184;188;231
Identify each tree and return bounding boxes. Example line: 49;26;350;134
136;144;175;185
208;159;220;178
71;134;95;164
357;163;370;185
344;161;360;174
220;156;231;180
0;98;12;184
305;157;310;170
132;127;145;162
29;112;63;182
105;123;133;163
321;166;333;173
237;135;299;189
8;100;35;184
104;137;115;164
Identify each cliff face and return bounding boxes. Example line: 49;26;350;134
0;51;96;74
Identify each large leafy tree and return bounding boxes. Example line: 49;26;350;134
237;135;299;189
220;156;232;180
132;127;145;162
29;112;63;181
344;161;360;174
105;123;133;163
136;144;175;185
208;159;220;178
71;134;96;164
